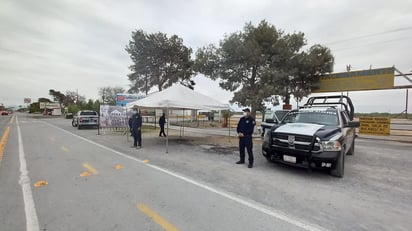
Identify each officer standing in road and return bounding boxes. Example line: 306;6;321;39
236;108;256;168
158;113;167;137
131;108;142;149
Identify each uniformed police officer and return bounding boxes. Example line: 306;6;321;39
131;108;143;149
236;108;256;168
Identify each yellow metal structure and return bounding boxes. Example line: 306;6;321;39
314;67;395;92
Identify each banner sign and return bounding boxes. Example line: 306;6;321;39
99;105;133;128
314;67;395;92
40;102;61;109
359;117;390;136
115;94;145;106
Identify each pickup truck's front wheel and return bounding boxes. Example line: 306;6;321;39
347;138;355;155
330;149;345;178
264;154;272;162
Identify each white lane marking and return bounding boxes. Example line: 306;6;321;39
17;117;40;231
42;121;326;231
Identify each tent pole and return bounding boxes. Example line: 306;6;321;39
228;114;231;143
126;106;129;142
98;104;101;135
166;106;169;153
179;109;182;137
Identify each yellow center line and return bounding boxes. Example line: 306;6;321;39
137;203;179;231
82;163;98;175
0;127;11;161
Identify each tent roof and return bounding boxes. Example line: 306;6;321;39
126;84;229;110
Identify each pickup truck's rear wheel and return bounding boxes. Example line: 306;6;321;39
330;149;345;178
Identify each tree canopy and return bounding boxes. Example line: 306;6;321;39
195;20;334;116
125;30;195;94
49;89;66;108
64;91;86;105
29;89;99;114
98;86;125;105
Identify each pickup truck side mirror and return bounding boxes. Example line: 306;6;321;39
346;121;360;128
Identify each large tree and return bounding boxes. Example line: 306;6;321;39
64;91;86;105
49;89;66;109
195;20;334;116
98;86;125;105
125;30;194;94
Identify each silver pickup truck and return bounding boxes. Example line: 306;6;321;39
72;110;99;129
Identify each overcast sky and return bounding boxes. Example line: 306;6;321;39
1;0;411;112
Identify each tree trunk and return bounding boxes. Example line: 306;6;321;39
251;101;258;119
284;93;291;105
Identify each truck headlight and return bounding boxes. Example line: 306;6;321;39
320;140;341;151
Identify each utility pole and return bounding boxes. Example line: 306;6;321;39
102;88;105;104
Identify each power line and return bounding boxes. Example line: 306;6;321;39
332;36;412;52
324;26;412;45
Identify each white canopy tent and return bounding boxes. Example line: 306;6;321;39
126;84;229;152
126;84;229;110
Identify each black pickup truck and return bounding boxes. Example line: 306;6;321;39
260;110;289;137
262;95;359;177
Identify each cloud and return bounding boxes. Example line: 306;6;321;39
0;0;411;111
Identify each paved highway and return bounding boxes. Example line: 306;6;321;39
1;114;411;231
0;114;312;231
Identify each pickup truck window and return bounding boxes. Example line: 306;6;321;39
274;111;288;121
263;111;273;121
282;111;339;126
341;112;349;126
263;110;288;122
80;111;98;116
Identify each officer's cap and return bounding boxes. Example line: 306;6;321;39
242;108;250;112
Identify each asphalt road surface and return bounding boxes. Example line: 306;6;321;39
0;114;411;231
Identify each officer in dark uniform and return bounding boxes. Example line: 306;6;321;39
236;108;256;168
158;113;167;137
128;116;133;136
131;109;143;148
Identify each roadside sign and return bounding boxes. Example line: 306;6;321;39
46;102;60;109
359;117;390;136
40;102;61;109
314;67;395;92
115;94;145;106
